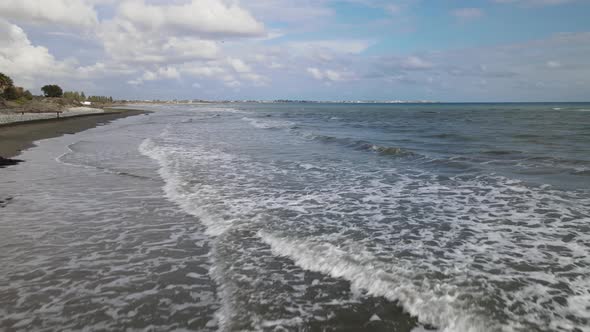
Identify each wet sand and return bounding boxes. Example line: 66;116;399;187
0;109;149;159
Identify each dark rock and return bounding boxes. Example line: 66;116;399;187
0;156;23;168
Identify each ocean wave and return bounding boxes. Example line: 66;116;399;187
139;138;236;236
301;133;416;158
523;155;590;167
241;116;297;130
572;169;590;176
259;231;491;332
357;143;415;156
256;171;590;332
138;110;590;332
239;115;418;159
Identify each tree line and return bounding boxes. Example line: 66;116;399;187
1;73;114;104
62;90;114;103
1;73;33;101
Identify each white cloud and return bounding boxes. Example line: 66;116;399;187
244;0;333;23
117;0;264;37
287;40;372;56
142;71;158;81
452;8;484;19
163;38;220;60
185;64;226;77
228;58;252;73
127;66;181;85
307;67;355;82
158;67;180;80
0;0;586;101
225;58;270;85
241;72;269;86
0;20;74;87
382;32;590;100
546;60;562;68
0;0;98;28
307;67;324;80
0;19;140;90
224;78;241;88
180;58;268;87
99;19;221;64
96;0;267;86
401;56;434;70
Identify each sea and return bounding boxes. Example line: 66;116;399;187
1;103;589;332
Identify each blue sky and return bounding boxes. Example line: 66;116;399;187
1;0;589;101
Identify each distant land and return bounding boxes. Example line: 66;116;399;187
126;99;440;104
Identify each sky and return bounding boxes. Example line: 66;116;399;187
0;0;589;101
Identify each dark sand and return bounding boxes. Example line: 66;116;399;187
0;109;149;159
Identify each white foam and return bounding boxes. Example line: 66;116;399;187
139;138;234;236
259;231;492;332
136;107;590;331
241;116;296;130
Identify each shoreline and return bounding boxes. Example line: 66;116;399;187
0;109;150;160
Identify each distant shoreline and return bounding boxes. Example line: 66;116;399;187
125;100;590;105
0;109;150;161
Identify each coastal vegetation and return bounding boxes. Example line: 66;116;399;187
41;85;64;98
0;73;116;113
0;73;14;92
87;96;114;103
63;91;86;102
1;73;33;104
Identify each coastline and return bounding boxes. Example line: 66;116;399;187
0;109;150;160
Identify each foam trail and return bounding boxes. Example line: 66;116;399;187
139;138;233;236
259;231;494;332
139;137;238;331
241;116;296;129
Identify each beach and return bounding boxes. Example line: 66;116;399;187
1;103;589;331
0;109;150;159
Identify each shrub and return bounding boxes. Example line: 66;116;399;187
63;91;86;101
3;86;22;100
41;84;63;98
23;90;33;100
0;73;13;91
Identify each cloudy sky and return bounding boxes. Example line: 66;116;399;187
0;0;589;101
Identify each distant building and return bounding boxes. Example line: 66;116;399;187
81;101;92;106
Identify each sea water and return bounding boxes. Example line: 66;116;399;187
0;103;589;331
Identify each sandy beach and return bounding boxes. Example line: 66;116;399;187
0;109;149;159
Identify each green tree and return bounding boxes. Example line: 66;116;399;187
87;95;113;103
3;86;20;100
41;84;63;98
0;72;14;92
81;91;86;100
63;91;82;100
